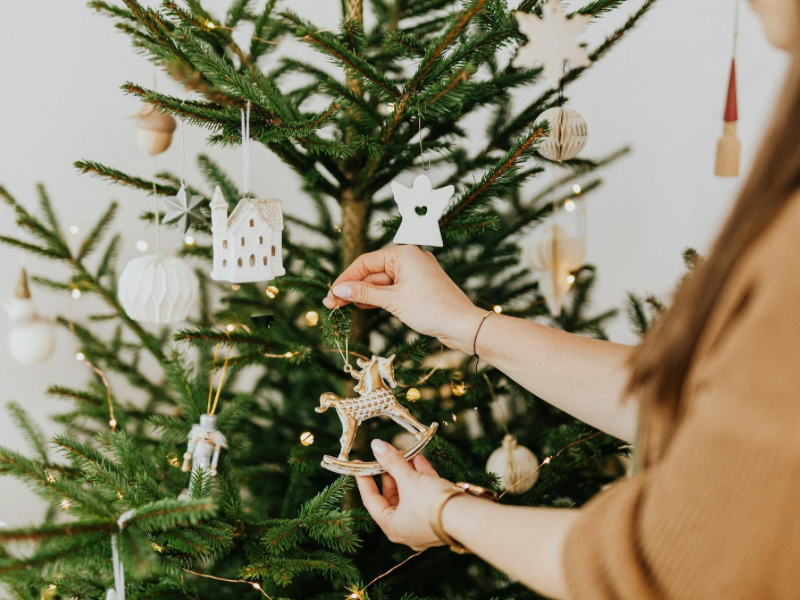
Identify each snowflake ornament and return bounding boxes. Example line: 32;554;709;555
163;184;204;234
512;0;592;87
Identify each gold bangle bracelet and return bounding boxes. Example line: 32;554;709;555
429;483;498;554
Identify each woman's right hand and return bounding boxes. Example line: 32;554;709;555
322;246;486;354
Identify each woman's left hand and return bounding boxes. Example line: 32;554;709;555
356;439;454;551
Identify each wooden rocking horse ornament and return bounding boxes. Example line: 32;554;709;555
316;354;439;476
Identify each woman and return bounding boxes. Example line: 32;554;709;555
322;1;800;597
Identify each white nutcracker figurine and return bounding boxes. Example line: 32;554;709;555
181;413;227;477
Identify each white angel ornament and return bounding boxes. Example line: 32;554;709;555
391;175;454;247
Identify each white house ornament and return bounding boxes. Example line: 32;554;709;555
132;104;176;156
391;175;454;247
486;434;540;495
118;255;199;324
163;185;204;234
525;222;585;316
534;107;588;162
316;355;439;476
209;187;286;284
4;269;55;365
512;0;592;87
181;413;228;477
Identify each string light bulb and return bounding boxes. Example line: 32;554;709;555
251;583;261;591
69;225;80;235
406;388;421;402
284;351;293;358
184;235;195;245
266;285;279;298
451;381;467;396
226;324;235;332
305;311;319;326
75;352;85;361
60;499;70;511
451;412;458;422
300;431;315;446
572;184;582;194
71;289;81;299
543;456;552;465
564;199;576;212
109;418;117;429
493;305;503;314
136;240;148;252
207;20;216;28
567;274;576;284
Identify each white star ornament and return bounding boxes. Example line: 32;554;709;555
512;0;592;87
163;184;204;234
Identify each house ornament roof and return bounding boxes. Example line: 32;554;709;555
227;197;284;231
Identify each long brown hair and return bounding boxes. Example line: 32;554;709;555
628;56;800;463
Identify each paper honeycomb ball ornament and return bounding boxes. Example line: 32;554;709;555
486;434;540;495
4;270;56;365
133;105;177;156
118;255;199;324
534;107;588;162
525;222;585;317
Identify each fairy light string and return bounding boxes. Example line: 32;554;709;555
67;321;117;431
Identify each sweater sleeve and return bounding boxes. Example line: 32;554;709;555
563;229;800;599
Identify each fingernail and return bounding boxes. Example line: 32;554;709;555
371;439;389;455
332;284;352;299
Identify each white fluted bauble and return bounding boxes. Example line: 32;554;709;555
4;270;55;365
118;255;199;324
133;105;177;156
486;434;540;495
525;223;585;316
533;107;588;161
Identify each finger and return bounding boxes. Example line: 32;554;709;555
334;249;398;289
331;281;395;311
381;472;400;505
371;439;415;482
411;454;438;477
356;474;393;526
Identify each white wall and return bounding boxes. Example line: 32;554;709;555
0;0;788;527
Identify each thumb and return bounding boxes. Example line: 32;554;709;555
371;439;414;481
332;281;392;309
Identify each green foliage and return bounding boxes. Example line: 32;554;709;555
0;0;662;598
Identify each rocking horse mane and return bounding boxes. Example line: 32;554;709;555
352;355;396;395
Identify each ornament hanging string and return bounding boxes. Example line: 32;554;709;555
110;510;134;600
152;183;161;259
241;101;251;197
207;341;233;416
732;0;740;58
483;372;510;435
415;94;431;172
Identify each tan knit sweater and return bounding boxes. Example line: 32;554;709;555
564;194;800;599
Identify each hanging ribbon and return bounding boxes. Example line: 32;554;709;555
108;510;135;600
241;101;251;196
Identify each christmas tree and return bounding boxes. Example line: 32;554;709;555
1;1;658;598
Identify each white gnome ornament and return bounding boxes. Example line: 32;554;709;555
181;413;228;490
391;175;454;247
526;222;585;317
4;269;56;365
209;187;286;284
486;434;540;495
132;104;177;156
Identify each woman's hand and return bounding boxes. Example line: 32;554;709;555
356;439;454;551
322;246;486;354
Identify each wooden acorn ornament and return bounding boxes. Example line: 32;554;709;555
715;58;740;177
132;104;177;156
486;434;540;495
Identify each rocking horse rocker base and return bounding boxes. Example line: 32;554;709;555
321;422;439;476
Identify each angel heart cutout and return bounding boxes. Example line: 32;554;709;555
391;175;454;247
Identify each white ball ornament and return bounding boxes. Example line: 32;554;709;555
534;106;588;162
4;270;56;365
118;255;199;324
486;434;540;495
133;105;177;156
